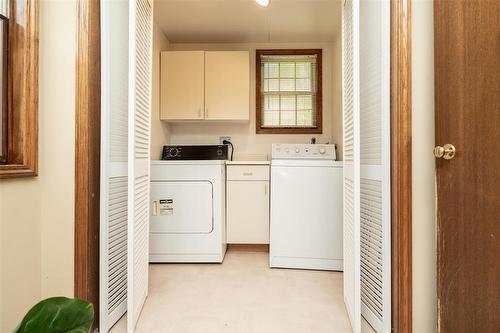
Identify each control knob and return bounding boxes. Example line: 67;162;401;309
169;148;179;157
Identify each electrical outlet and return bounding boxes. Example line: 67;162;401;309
219;136;231;144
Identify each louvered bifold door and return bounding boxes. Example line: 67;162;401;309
127;0;153;332
359;1;391;332
342;0;361;332
100;1;130;332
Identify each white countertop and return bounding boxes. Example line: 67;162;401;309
226;160;271;165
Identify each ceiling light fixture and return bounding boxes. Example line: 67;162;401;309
256;0;270;7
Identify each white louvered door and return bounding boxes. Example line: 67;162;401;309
128;0;153;332
342;0;361;332
100;1;129;332
359;1;391;332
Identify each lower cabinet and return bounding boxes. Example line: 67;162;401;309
226;164;270;244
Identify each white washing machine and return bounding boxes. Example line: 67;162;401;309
150;160;226;262
270;144;343;271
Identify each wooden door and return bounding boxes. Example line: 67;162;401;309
160;51;205;120
434;1;500;332
205;51;250;121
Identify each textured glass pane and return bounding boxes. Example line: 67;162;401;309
264;95;280;111
263;111;280;126
280;63;295;78
296;79;312;92
280;111;296;126
297;110;313;126
280;79;295;91
267;63;279;78
280;95;296;111
297;95;313;110
266;79;279;92
296;62;311;78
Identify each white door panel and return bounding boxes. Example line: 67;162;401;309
226;180;269;244
128;0;152;331
342;0;361;332
359;0;391;331
150;181;213;234
100;0;129;331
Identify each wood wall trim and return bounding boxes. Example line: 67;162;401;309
75;0;100;328
0;0;39;179
391;0;412;332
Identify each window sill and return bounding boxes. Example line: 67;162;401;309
256;127;322;135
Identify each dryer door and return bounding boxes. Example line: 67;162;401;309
150;181;214;234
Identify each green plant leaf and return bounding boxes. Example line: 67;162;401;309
12;297;94;333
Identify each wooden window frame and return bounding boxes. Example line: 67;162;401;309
0;15;7;163
256;49;323;134
0;0;39;179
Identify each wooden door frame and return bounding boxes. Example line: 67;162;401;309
74;0;101;329
391;0;412;332
74;0;413;331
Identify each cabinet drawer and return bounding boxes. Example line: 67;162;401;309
227;165;269;181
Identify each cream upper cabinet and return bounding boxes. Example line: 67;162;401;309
161;51;205;120
205;51;250;121
160;51;250;121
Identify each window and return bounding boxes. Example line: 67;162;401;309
0;0;39;178
256;49;322;134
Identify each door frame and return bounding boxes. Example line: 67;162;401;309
74;0;414;331
390;0;412;332
74;0;101;329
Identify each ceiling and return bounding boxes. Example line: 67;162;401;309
153;0;342;44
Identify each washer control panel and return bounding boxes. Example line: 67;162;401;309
272;144;336;160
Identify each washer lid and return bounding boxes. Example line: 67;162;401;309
271;159;343;167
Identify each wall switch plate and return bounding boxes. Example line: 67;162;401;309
219;136;231;144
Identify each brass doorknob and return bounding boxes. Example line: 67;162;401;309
434;144;456;160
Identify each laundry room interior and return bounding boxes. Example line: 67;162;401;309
101;0;391;332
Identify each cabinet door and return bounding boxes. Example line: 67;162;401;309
227;180;269;244
161;51;204;120
205;51;250;121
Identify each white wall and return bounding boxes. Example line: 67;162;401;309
151;23;171;160
332;34;342;159
412;0;437;332
0;1;77;331
159;41;343;160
